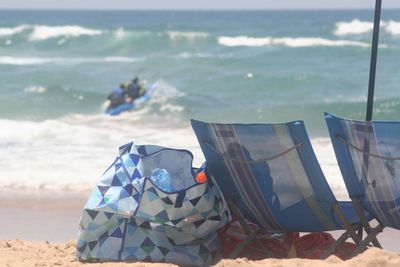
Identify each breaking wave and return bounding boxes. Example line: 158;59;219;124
334;19;375;36
0;24;31;37
334;19;400;36
0;25;213;46
218;36;370;48
386;20;400;36
0;24;102;41
28;25;102;41
0;56;144;65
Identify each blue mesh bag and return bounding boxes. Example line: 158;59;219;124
76;142;230;266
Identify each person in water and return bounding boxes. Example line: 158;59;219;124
121;77;146;103
107;87;125;108
107;77;146;109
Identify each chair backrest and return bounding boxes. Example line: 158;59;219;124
325;113;400;229
191;119;340;232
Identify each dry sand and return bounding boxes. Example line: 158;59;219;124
1;190;400;266
1;239;400;267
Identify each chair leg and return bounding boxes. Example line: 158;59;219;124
227;201;252;234
321;225;359;259
322;203;366;259
351;224;384;257
332;204;361;244
229;228;260;259
227;201;272;258
357;225;363;239
351;197;382;248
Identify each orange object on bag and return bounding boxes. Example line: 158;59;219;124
196;171;207;183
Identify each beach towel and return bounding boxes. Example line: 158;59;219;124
76;142;230;266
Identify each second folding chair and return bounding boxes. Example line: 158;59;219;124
191;119;374;258
325;113;400;255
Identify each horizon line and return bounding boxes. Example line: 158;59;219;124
0;7;399;11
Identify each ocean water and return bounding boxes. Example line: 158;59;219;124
1;10;400;196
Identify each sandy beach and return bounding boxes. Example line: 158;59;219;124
1;239;400;267
1;189;400;267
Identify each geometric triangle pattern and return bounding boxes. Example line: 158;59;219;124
76;142;231;266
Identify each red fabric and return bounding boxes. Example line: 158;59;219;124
219;220;299;259
293;232;335;259
258;232;299;258
334;241;357;260
293;232;356;260
219;220;356;260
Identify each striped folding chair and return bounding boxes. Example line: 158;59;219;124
191;119;372;259
325;113;400;255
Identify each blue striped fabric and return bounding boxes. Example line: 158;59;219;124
325;113;400;230
209;123;282;230
191;119;349;232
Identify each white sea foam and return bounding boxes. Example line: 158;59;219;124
160;104;185;112
0;24;154;43
0;117;348;200
323;95;367;104
113;27;125;39
103;56;142;63
29;25;102;41
218;36;272;47
0;56;52;65
0;117;201;191
0;56;143;65
0;24;104;41
272;37;369;47
57;38;67;45
148;81;186;114
174;52;234;59
151;80;186;101
175;52;216;59
385;20;400;36
334;19;400;36
23;86;47;94
0;24;30;37
218;36;370;48
166;31;209;40
334;19;375;36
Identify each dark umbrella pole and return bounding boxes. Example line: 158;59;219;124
366;0;382;121
358;2;383;245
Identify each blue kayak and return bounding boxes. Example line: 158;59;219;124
105;83;157;116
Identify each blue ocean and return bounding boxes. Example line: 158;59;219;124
1;10;399;194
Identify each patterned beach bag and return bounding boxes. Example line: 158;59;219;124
76;142;230;266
